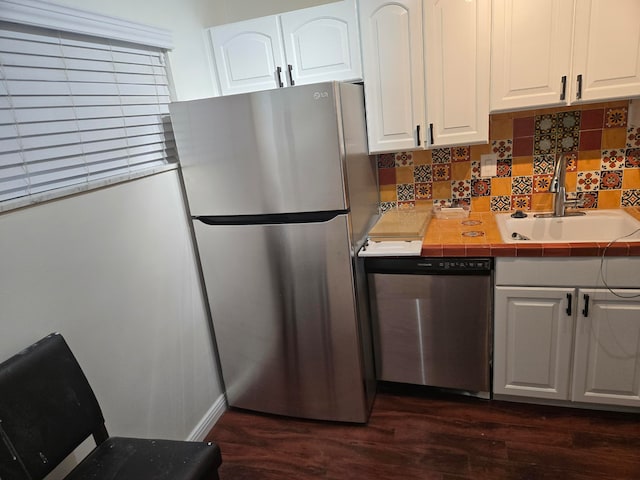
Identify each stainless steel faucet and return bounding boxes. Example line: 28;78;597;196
535;154;585;218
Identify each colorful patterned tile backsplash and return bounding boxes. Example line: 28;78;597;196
376;100;640;212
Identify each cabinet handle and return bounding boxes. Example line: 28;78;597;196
287;64;295;86
560;76;567;101
576;74;583;100
416;124;421;146
276;66;284;88
566;292;572;316
582;293;590;317
429;123;434;145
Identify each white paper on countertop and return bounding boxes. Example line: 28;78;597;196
358;240;423;257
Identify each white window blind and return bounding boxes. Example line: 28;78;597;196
0;18;176;209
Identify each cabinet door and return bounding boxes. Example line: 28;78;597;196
494;286;575;400
425;0;490;146
280;0;362;86
208;16;286;95
571;0;640;103
572;289;640;407
490;0;574;111
359;0;425;153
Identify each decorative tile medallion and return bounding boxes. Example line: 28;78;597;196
622;189;640;207
490;195;511;212
533;155;556;175
433;163;451;181
377;153;395;168
580;192;598;209
451;146;470;162
415;182;432;200
398;201;415;210
395;152;413;166
461;231;485;237
557;111;581;132
600;170;623;190
565;152;578;172
432;148;451;164
625;148;640;168
533;174;553;193
380;201;396;213
511;176;533;195
628;126;640;148
496;158;512;177
471;178;491;197
471;160;481;179
535;114;557;135
492;139;513;159
451;180;471;199
576;171;601;192
601;150;625;170
462;220;482;226
534;134;556;155
511;194;532;210
414;164;432;183
396;183;415;201
605;107;627;128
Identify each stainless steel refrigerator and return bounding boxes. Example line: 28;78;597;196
170;82;379;423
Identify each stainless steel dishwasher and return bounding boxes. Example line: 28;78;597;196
366;257;492;397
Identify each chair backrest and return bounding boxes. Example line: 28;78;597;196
0;333;106;480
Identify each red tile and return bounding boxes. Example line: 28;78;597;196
568;242;599;256
542;244;573;256
513;136;534;156
581;108;604;130
627;242;640;255
491;244;517;257
378;168;396;185
442;245;466;256
465;244;492;256
513;116;535;137
598;242;629;256
515;243;544;256
579;130;602;150
421;244;444;256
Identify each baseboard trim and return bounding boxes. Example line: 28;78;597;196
187;394;227;441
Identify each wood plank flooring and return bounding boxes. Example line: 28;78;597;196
206;383;640;479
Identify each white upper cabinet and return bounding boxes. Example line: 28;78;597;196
209;16;286;95
490;0;574;111
359;0;425;153
571;0;640;103
280;0;362;86
208;1;362;96
491;0;640;111
424;0;490;147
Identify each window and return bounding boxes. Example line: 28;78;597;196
0;0;175;211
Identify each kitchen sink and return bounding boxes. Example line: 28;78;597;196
495;209;640;243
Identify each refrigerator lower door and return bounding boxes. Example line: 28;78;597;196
194;214;370;422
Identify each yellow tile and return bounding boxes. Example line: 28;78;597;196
623;167;640;189
471;196;491;212
396;166;414;184
565;172;577;191
413;149;432;165
602;127;627;149
598;190;621;209
451;161;471;180
578;150;601;171
470;143;491;160
380;184;397;202
512;156;534;176
491;177;512;196
490;116;513;139
415;199;433;210
531;193;553;212
432;180;452;199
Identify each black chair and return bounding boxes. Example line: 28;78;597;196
0;333;222;480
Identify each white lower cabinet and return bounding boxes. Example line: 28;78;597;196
495;284;640;409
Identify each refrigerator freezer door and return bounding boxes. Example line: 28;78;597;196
171;83;349;216
193;214;369;422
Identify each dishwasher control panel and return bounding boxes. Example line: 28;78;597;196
365;257;492;275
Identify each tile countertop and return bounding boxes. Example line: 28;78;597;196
420;207;640;257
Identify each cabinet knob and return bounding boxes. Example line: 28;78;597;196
276;66;284;88
287;64;295;86
416;124;421;146
582;293;590;317
566;292;572;316
576;74;583;100
560;76;567;101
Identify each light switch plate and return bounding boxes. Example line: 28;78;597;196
480;154;497;177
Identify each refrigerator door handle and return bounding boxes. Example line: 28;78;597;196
194;210;349;226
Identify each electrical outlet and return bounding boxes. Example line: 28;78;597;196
480;154;497;177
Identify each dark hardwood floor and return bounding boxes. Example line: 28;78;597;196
206;383;640;479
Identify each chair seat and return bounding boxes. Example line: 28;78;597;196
65;437;222;480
